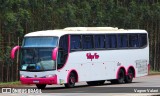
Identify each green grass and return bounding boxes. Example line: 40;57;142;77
0;81;22;87
0;81;20;85
149;70;160;75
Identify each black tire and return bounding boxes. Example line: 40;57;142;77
125;69;134;83
36;84;46;89
65;72;76;88
87;80;105;86
111;69;125;84
117;69;125;84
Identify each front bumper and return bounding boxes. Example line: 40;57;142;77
20;75;57;84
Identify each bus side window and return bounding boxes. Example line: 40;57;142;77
57;35;68;69
71;35;81;50
82;35;93;49
106;35;117;48
129;34;139;47
95;35;105;49
117;34;128;48
139;34;147;47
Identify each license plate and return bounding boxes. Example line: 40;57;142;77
33;80;39;83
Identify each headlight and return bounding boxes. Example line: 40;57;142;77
20;74;26;78
45;74;55;78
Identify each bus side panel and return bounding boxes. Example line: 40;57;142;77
57;46;149;83
63;51;118;82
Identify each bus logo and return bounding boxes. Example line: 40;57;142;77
34;75;37;78
86;53;99;61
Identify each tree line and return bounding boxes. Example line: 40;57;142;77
0;0;160;82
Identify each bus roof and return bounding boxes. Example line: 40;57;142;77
24;27;147;37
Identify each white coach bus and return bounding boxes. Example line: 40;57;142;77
11;27;149;89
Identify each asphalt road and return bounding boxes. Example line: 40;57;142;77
0;75;160;96
41;75;160;93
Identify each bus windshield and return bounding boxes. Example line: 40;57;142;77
23;37;58;47
20;48;56;71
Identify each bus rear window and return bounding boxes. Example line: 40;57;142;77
23;37;58;47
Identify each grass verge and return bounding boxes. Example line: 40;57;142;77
0;81;23;87
149;70;160;75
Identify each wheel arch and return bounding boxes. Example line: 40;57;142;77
67;69;79;83
127;66;136;78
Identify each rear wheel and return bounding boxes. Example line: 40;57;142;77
117;69;125;84
125;69;134;83
110;69;125;84
36;84;46;89
65;72;76;88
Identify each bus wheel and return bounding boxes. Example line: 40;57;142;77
125;69;134;83
117;69;125;84
65;72;76;88
36;84;46;89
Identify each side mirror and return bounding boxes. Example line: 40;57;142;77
11;46;21;59
52;47;58;61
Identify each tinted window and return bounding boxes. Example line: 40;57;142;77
139;34;147;47
20;48;56;71
71;35;81;50
57;35;68;69
95;35;105;48
59;35;68;52
129;34;139;47
106;35;117;48
82;35;93;49
24;37;58;47
117;34;128;48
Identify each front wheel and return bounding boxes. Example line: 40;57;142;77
65;72;76;88
36;84;46;89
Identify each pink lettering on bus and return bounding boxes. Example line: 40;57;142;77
86;53;99;61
